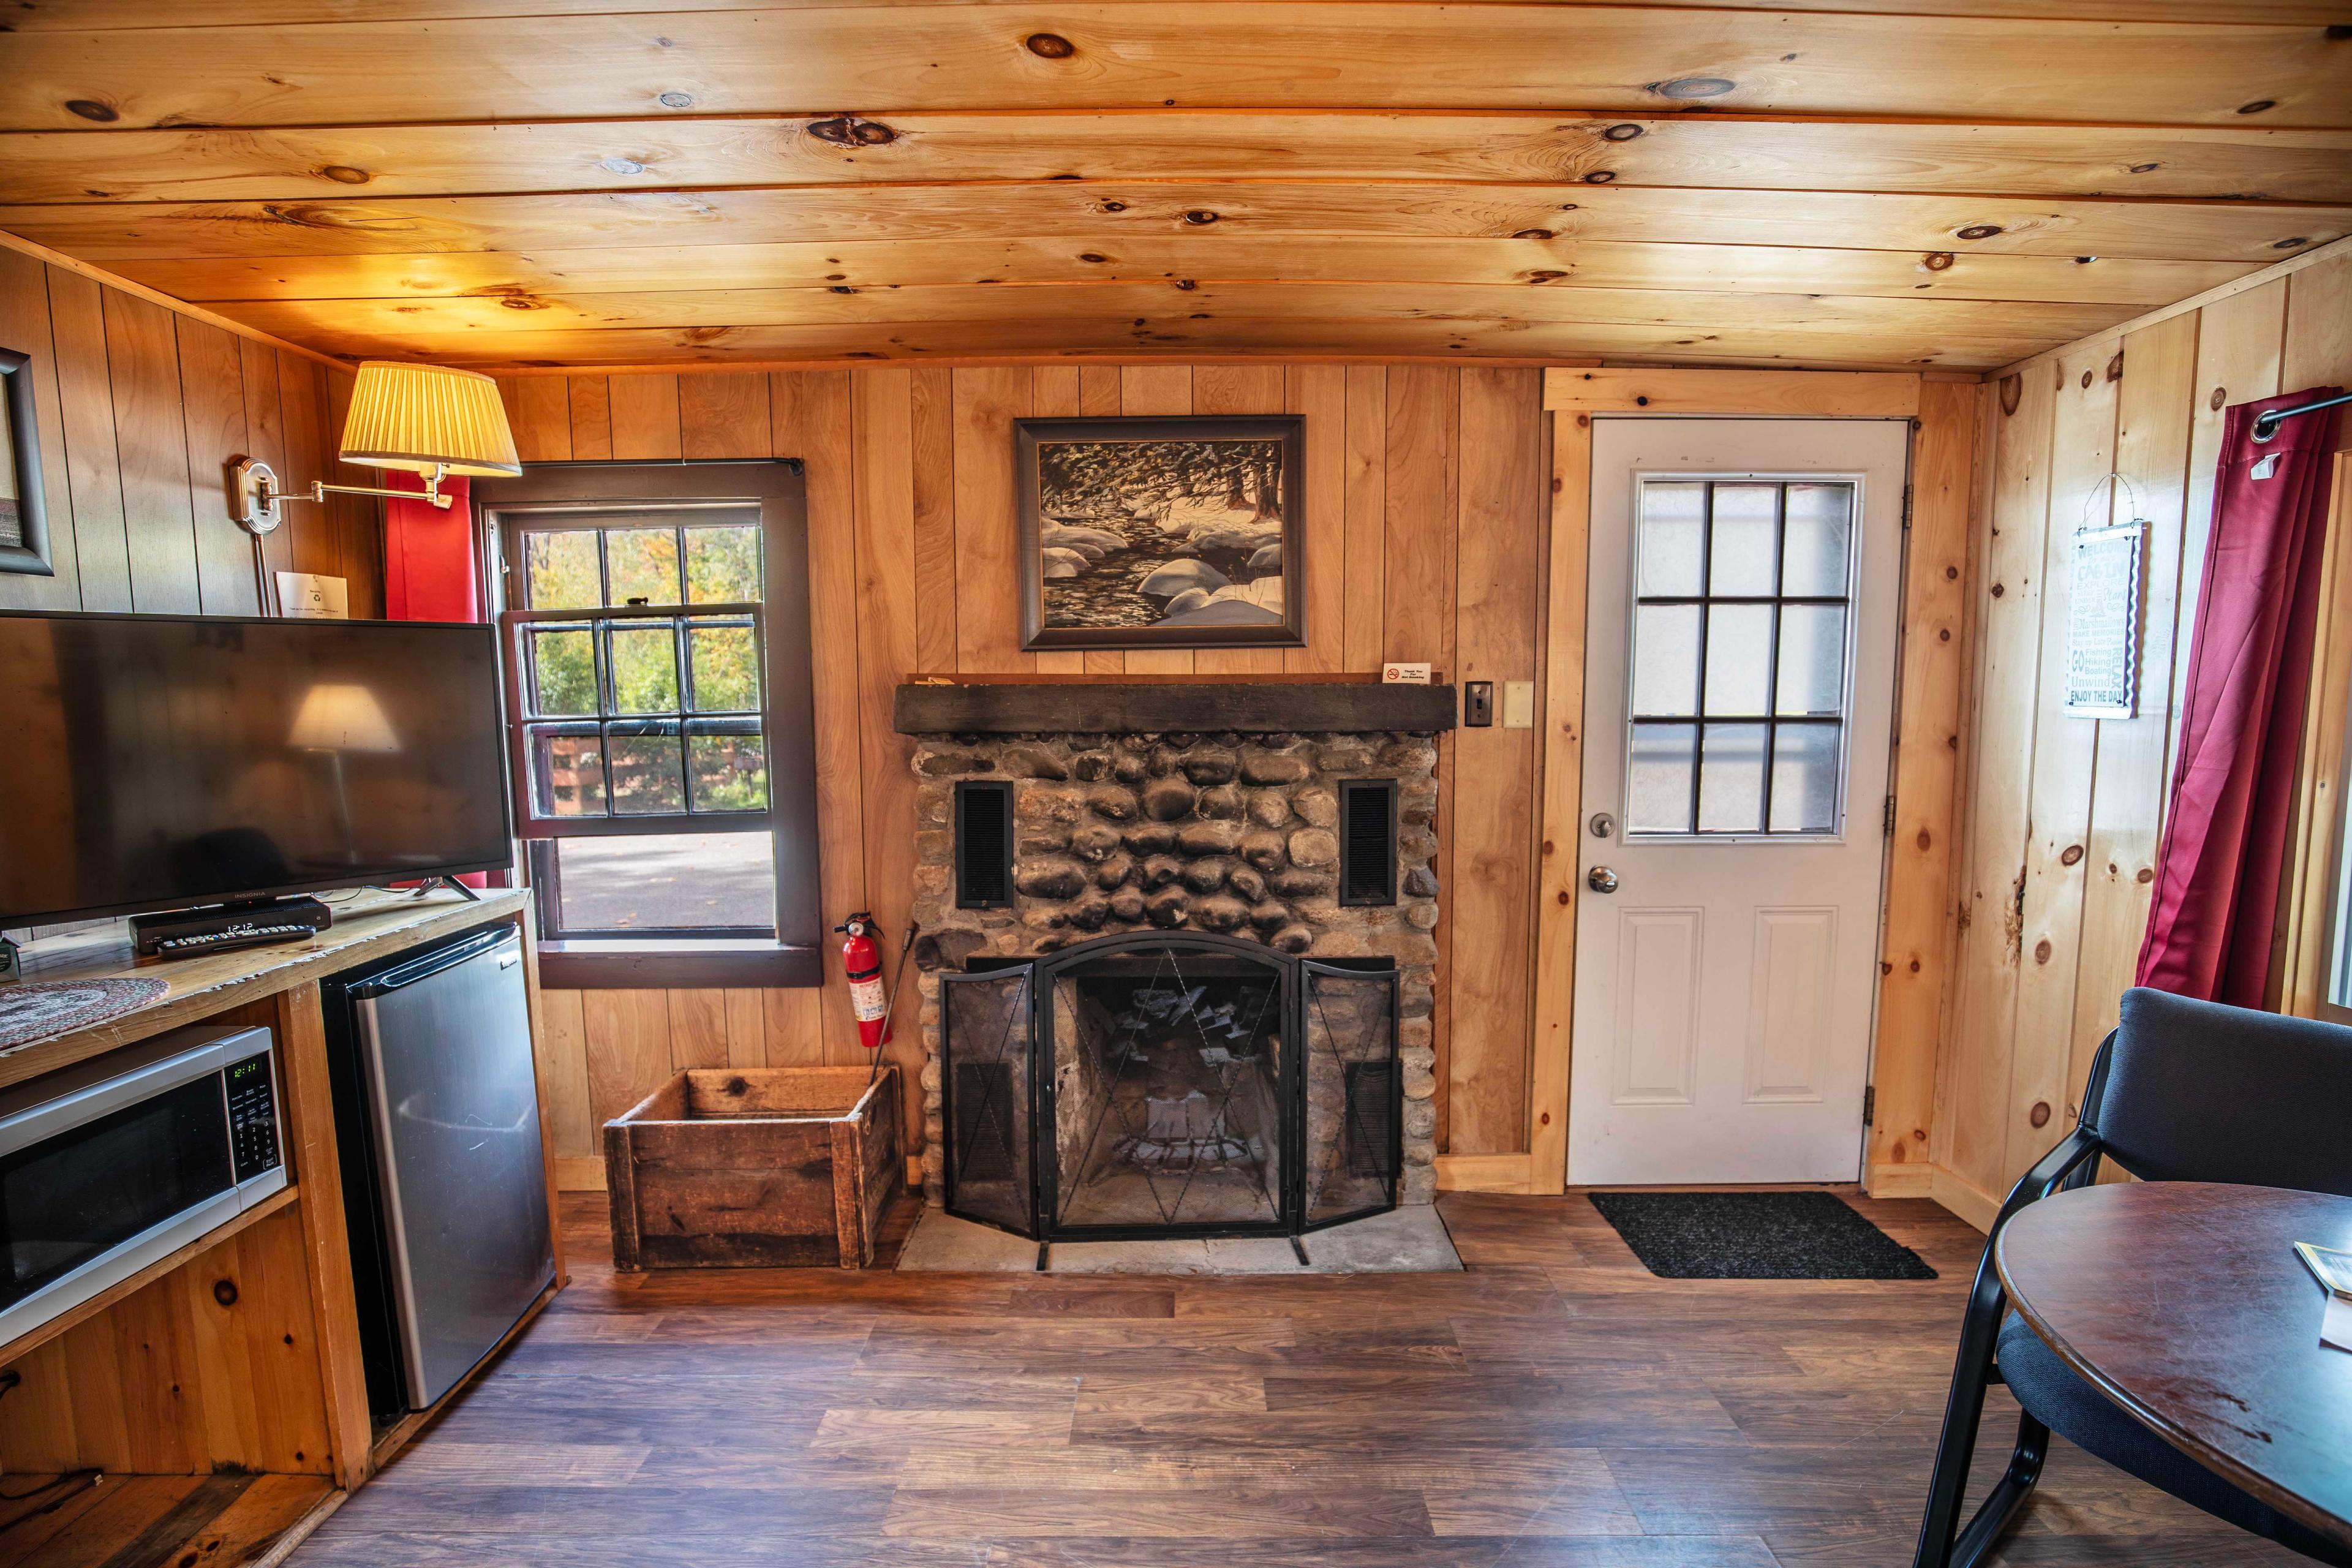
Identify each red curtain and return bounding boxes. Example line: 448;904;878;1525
382;470;480;624
2136;387;2343;1004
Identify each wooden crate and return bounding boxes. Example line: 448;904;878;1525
604;1065;900;1270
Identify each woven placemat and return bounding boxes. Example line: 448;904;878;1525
0;976;172;1050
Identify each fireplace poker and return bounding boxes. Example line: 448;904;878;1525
871;919;919;1087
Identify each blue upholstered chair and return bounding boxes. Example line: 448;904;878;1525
1912;986;2352;1568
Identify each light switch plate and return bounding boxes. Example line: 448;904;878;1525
1502;680;1536;728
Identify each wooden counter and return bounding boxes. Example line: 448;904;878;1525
0;888;567;1568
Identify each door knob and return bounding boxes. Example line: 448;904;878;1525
1587;866;1619;894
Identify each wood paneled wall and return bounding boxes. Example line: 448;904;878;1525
1931;247;2352;1225
525;363;1551;1186
0;245;372;620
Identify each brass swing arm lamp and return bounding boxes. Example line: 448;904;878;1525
230;360;522;535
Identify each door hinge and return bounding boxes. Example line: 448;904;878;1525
1883;794;1897;837
1862;1085;1876;1126
1900;484;1913;529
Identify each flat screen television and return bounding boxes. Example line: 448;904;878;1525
0;611;513;927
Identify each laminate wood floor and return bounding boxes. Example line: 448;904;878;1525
288;1191;2309;1567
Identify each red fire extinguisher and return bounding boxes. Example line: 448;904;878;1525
835;913;889;1052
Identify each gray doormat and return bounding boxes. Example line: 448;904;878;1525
1589;1190;1937;1280
896;1205;1463;1275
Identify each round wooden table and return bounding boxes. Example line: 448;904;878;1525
1996;1181;2352;1550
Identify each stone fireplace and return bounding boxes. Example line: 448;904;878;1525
897;680;1450;1235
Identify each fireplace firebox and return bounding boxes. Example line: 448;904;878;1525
939;932;1398;1241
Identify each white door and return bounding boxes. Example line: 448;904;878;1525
1569;418;1907;1185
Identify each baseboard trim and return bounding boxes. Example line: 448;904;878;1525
1436;1153;1532;1193
1928;1166;2002;1233
1863;1161;1936;1199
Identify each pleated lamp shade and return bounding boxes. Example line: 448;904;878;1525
337;361;522;478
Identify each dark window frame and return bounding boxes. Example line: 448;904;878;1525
477;461;821;988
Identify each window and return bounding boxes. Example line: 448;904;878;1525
1624;478;1856;837
481;463;820;987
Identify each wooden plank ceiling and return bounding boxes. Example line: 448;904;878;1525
1;1;2348;372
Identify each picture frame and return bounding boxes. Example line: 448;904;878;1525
0;348;55;578
1015;415;1305;651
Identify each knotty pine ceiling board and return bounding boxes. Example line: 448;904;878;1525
1;1;2346;372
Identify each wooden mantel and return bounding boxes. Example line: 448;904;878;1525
894;676;1459;735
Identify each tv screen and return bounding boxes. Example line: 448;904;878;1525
0;612;513;926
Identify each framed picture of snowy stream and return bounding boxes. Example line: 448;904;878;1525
1014;415;1306;650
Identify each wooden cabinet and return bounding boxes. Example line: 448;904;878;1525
0;891;565;1566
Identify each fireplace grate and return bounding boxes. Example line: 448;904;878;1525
953;1061;1018;1182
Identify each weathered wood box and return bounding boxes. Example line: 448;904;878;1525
604;1065;900;1270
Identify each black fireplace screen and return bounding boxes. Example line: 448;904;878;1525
938;933;1398;1241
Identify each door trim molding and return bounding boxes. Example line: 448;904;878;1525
1525;373;1976;1200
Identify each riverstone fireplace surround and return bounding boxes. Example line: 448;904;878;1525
899;680;1453;1234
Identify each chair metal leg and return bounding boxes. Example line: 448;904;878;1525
1948;1412;2050;1568
1910;1303;2002;1567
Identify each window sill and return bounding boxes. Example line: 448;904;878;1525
535;939;822;990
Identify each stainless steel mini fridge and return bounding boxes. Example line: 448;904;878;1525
325;922;554;1419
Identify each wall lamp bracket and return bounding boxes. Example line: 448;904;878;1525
230;455;453;536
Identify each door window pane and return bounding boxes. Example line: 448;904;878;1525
1781;483;1853;597
1698;722;1767;833
1709;484;1779;595
551;831;777;933
1771;723;1841;833
1628;723;1697;834
1776;604;1846;717
1631;604;1701;717
1637;482;1706;597
1626;478;1856;837
1704;605;1773;715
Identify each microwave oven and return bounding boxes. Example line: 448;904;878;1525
0;1024;286;1346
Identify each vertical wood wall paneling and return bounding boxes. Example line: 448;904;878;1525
2065;312;2197;1099
567;376;614;461
174;318;254;615
1383;365;1458;1140
0;249;81;611
2;263;345;622
1118;366;1194;674
853;367;923;1111
102;288;203;612
1447;367;1542;1155
679;372;771;459
1934;361;2055;1210
609;373;683;461
1192;364;1288;677
1286;365;1347;676
2000;345;2114;1180
909;366;959;674
533;362;1558;1186
1932;251;2351;1223
774;369;863;1060
1866;380;1977;1193
500;374;572;463
238;336;292;590
44;268;132;611
951;367;1036;673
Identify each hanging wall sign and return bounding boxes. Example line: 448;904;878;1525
2065;519;2144;718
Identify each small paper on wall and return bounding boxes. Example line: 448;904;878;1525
2065;521;2143;718
277;571;349;619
